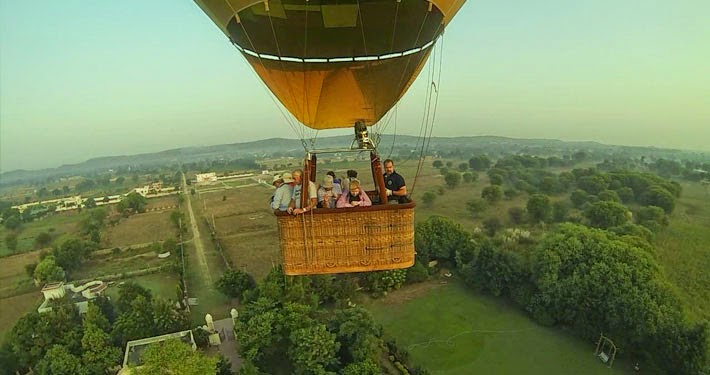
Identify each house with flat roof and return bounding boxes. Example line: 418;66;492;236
117;330;196;374
38;280;107;314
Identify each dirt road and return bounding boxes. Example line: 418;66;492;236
182;173;212;285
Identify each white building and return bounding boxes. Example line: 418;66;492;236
38;280;108;314
195;172;218;184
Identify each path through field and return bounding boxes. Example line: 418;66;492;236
182;173;212;285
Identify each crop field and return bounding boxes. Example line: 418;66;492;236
0;292;42;342
654;182;710;322
104;211;175;247
0;251;40;298
366;280;631;375
0;210;87;256
197;184;280;281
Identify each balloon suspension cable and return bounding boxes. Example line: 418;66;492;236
411;34;445;195
230;19;305;143
266;9;314;145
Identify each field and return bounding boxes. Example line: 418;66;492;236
0;251;40;298
0;292;42;341
104;272;180;302
654;182;710;322
104;210;176;247
0;210;87;256
366;280;632;375
200;184;280;281
71;245;172;281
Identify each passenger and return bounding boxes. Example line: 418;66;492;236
318;175;341;208
336;180;372;208
288;169;317;215
269;174;283;205
383;159;409;203
270;173;295;211
343;169;359;188
326;171;343;195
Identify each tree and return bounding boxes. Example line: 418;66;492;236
216;269;256;299
482;217;502;237
466;198;488;217
551;201;569;223
35;345;82;375
444;172;461;189
421;191;437;207
529;224;707;374
134;339;217;375
481;185;503;204
570;189;589;208
35;231;53;249
288;324;340;374
526;194;552;223
458;163;468;171
113;295;155;343
597;190;620;202
462;172;477;183
34;256;65;283
81;323;121;375
640;186;675;213
432;160;443;168
584;201;629;229
469;155;491;171
53;237;93;273
84;198;97;209
415;216;474;262
508;207;526;224
5;233;18;252
153;298;189;335
115;282;152;314
117;192;147;214
3;215;21;230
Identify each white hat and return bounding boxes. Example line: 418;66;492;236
322;175;334;188
281;172;295;183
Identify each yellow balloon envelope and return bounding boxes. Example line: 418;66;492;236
195;0;465;130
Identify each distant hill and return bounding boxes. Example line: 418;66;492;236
1;135;704;186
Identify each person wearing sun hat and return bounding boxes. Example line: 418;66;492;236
270;172;295;211
317;175;341;208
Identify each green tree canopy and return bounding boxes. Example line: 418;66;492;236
526;194;552;223
134;339;217;375
583;200;629;229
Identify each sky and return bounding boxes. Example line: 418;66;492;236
1;1;708;172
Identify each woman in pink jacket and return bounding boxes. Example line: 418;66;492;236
336;180;372;208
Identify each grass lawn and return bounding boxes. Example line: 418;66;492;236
105;272;180;301
0;251;40;298
0;292;42;342
654;182;710;323
0;210;87;256
366;280;633;375
104;211;175;247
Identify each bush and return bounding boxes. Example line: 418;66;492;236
216;270;255;299
405;261;428;284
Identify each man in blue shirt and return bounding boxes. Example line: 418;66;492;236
383;159;409;203
271;172;295;211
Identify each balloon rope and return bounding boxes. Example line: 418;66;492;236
267;11;311;146
233;16;305;144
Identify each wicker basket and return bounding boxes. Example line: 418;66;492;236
275;202;416;275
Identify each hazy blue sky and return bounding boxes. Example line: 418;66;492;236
1;1;708;172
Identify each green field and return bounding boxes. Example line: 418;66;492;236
654;182;710;323
105;272;180;302
366;281;632;375
0;210;87;256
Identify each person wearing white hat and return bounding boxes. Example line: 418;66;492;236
271;172;295;211
317;175;341;208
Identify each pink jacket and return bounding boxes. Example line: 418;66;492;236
336;190;372;208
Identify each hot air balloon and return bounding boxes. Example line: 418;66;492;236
195;0;465;275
